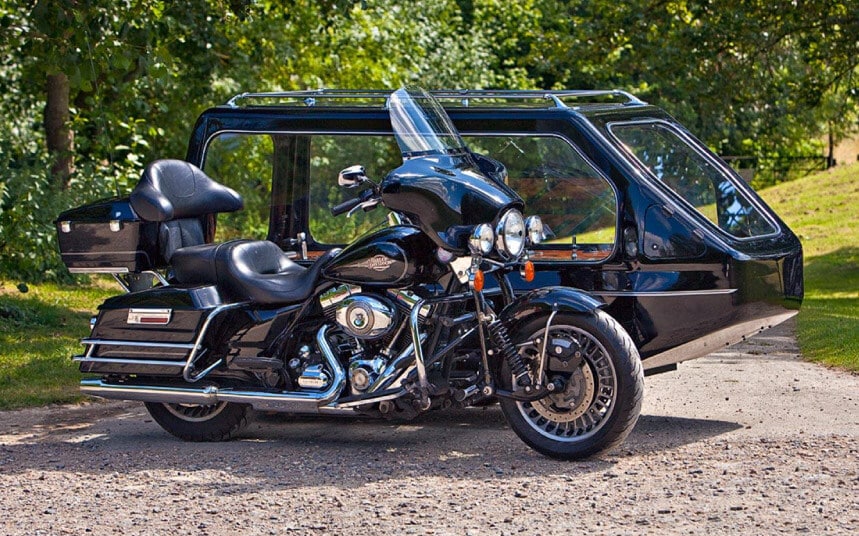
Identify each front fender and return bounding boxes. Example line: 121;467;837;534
498;286;604;329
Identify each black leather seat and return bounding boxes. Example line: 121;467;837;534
173;240;341;305
129;159;244;264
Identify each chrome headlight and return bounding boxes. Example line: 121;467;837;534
495;209;526;259
468;223;495;255
525;215;544;245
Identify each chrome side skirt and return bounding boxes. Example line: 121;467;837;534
642;310;798;370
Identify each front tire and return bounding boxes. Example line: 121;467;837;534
498;310;643;460
144;401;250;442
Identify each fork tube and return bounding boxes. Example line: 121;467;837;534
472;290;494;387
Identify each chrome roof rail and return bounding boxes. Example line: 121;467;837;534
224;89;647;109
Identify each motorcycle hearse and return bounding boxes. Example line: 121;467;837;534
56;87;803;460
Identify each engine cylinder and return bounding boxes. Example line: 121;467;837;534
334;295;397;340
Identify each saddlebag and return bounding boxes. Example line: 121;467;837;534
55;197;161;273
76;285;226;376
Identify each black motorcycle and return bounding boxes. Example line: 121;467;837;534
60;88;643;459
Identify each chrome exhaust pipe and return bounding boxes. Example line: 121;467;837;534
80;325;349;414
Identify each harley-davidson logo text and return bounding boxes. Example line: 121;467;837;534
355;254;396;272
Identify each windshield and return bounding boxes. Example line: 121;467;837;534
389;87;467;158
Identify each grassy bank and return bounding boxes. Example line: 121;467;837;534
0;281;116;409
759;163;859;370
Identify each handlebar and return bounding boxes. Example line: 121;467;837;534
331;189;378;217
331;196;363;217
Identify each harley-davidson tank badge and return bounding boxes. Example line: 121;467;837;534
356;254;396;272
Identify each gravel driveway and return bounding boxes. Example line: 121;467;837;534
1;320;857;535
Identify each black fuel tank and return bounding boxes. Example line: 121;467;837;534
322;225;441;287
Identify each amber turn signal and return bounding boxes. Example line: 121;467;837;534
473;269;485;291
522;260;535;282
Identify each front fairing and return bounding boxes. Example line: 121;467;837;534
380;153;523;254
384;87;524;253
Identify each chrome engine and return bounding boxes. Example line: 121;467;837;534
320;285;398;340
320;285;428;396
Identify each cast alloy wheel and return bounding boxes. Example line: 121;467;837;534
498;310;643;460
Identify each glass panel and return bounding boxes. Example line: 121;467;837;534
203;133;274;241
309;135;400;244
611;122;777;238
465;135;617;262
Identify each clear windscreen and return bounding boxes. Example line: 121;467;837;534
389;87;467;158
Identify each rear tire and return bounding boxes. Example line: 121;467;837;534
498;310;643;460
144;401;250;442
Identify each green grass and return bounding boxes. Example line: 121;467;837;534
0;280;117;409
759;163;859;370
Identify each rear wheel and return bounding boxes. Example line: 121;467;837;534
144;401;250;442
498;310;643;460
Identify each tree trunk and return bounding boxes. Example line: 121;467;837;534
45;72;74;188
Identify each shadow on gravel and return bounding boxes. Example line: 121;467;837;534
0;403;742;491
632;414;742;451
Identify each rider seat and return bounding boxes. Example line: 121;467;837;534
172;241;341;304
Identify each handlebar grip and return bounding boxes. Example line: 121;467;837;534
331;196;362;216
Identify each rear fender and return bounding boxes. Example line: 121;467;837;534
498;286;603;331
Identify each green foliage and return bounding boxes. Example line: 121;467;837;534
203;133;275;240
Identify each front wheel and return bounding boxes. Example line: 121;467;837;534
498;310;643;460
144;401;250;442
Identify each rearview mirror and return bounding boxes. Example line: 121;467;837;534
338;165;369;188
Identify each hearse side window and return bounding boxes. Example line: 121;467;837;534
308;135;399;245
465;135;618;263
202;133;274;241
610;121;777;239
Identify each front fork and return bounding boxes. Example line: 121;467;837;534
409;260;559;408
470;264;562;403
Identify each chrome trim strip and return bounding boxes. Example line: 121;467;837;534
597;289;737;298
69;267;130;274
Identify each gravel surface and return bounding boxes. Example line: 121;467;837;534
1;320;857;535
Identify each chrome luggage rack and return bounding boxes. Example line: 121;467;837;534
225;88;646;109
73;302;247;383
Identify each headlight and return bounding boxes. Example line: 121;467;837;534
468;223;495;255
495;209;526;259
525;215;544;245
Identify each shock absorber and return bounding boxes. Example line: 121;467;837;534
487;320;532;387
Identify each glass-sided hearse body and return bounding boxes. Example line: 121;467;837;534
166;90;801;375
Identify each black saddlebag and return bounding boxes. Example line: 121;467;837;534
77;285;225;376
55;197;160;273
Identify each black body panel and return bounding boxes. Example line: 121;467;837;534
183;97;803;370
92;285;222;346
